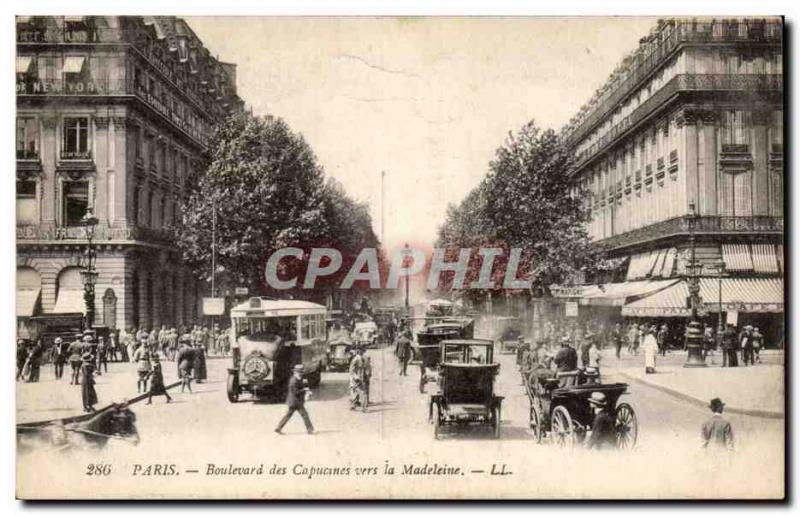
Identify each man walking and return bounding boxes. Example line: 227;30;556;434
145;355;173;405
395;330;412;376
657;324;668;356
52;337;67;380
722;324;738;367
361;347;372;407
702;398;734;451
751;326;764;364
740;325;754;366
349;347;367;411
275;364;314;435
612;323;623;360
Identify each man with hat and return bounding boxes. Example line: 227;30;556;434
642;324;659;374
275;364;315;435
585;392;616;450
80;352;98;413
52;337;67;380
176;336;195;393
132;337;152;393
740;325;754;366
145;354;173;405
702;398;734;451
67;334;84;385
721;323;738;367
554;336;579;387
751;326;764;364
394;330;413;376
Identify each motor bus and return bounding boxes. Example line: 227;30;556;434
227;298;328;402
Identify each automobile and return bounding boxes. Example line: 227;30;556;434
495;316;523;354
413;321;464;393
353;321;379;348
326;339;354;372
429;339;503;439
226;298;328;402
523;364;638;448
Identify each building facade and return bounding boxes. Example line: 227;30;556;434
16;16;244;335
561;18;784;345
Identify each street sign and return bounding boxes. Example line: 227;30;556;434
235;287;249;296
203;297;226;316
565;301;579;318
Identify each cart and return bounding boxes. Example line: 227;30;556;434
524;365;637;448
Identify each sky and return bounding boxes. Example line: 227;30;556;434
186;16;657;252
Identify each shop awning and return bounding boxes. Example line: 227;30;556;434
626;251;661;280
16;16;31;23
777;244;784;273
16;56;33;74
64;16;86;22
53;288;86;314
722;244;754;272
660;248;677;277
16;289;40;318
580;279;679;307
752;244;779;273
622;277;784;317
63;56;86;74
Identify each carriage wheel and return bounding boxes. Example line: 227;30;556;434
615;402;638;449
433;403;442;440
529;403;543;443
551;406;575;448
492;404;502;439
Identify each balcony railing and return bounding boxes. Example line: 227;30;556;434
60;150;92;160
16;149;39;160
572;73;782;173
564;19;782;145
597;215;784;250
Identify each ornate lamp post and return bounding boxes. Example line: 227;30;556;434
684;201;706;367
80;208;99;328
713;259;726;347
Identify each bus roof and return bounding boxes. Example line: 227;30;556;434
231;297;327;317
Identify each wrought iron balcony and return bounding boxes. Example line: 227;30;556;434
596;215;784;251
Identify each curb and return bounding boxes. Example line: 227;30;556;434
17;380;183;429
616;370;784;420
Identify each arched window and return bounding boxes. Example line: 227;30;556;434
54;266;86;314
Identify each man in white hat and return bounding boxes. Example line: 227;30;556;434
585;392;616;450
275;364;314;435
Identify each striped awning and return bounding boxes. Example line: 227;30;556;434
626;251;662;280
16;56;33;74
16;289;40;318
777;244;784;273
580;279;679;307
53;288;86;314
722;244;754;272
651;249;667;278
63;56;86;74
661;248;677;277
622;277;784;317
752;244;779;273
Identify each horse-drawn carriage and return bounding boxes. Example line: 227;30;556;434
429;339;503;439
524;364;638;448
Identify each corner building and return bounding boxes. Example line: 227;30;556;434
16;16;244;334
560;18;784;345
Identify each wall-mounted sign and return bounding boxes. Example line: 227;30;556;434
202;297;225;316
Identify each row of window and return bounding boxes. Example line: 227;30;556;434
17;53;215;145
16;116;89;160
573;47;782;157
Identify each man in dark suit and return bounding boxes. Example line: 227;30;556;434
585;392;616;451
275;364;314;435
702;398;734;451
394;331;412;376
554;337;579;387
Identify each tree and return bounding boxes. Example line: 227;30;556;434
174;113;328;292
436;120;601;300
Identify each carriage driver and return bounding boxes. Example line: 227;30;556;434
585;392;616;451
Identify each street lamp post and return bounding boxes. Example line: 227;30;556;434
403;243;411;311
684;201;706;367
714;259;726;347
80;208;100;329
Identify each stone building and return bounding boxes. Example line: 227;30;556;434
559;18;784;345
16;16;244;335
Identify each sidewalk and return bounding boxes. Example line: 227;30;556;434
609;359;784;419
16;359;184;425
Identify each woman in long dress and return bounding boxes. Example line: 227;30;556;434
642;325;659;374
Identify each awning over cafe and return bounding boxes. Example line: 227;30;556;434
53;288;86;314
579;279;679;307
752;244;779;273
16;289;40;318
722;244;754;272
621;277;784;317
